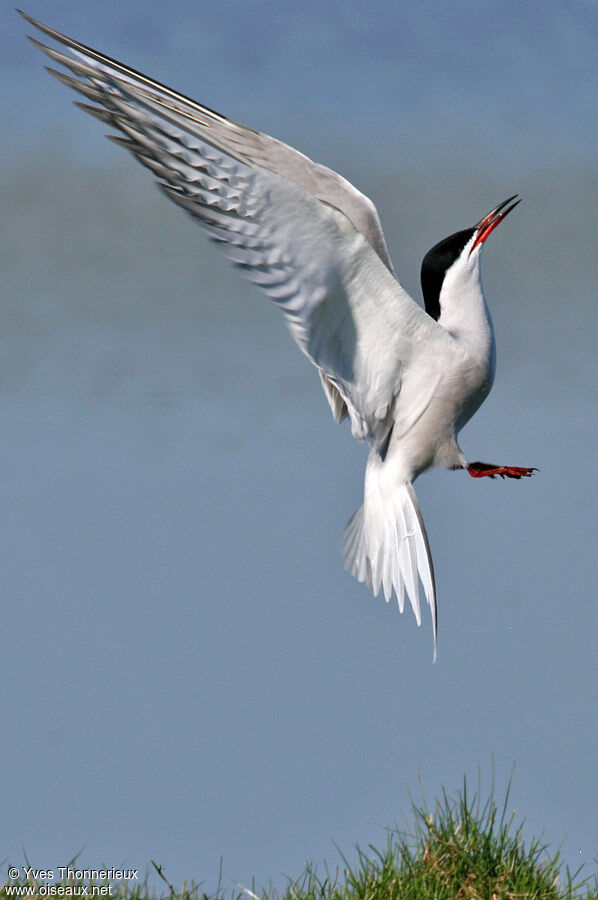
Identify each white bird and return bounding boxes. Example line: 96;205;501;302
21;11;536;659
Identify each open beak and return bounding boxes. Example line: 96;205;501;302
469;195;521;254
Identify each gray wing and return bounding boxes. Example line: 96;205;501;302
21;11;439;445
20;10;396;277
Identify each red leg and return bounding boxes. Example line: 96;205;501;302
467;461;537;480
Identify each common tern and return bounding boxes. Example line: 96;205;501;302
21;11;536;659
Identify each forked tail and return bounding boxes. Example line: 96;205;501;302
342;477;437;660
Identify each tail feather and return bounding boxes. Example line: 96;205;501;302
342;505;364;577
381;521;393;603
397;501;421;624
342;480;437;660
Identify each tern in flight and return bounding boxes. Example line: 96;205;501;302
21;11;536;658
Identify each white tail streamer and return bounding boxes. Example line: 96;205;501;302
342;477;437;660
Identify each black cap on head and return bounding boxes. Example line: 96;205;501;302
421;228;474;321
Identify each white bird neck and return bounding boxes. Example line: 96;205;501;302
437;255;495;364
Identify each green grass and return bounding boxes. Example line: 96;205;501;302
3;780;596;900
274;781;597;900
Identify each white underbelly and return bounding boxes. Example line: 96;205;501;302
385;344;494;478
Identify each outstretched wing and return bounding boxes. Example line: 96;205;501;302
21;11;440;444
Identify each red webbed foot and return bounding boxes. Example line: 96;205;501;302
467;461;538;480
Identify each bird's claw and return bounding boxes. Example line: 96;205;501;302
468;462;538;480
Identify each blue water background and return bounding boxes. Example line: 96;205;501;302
1;0;597;890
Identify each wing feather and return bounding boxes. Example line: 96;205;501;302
21;10;396;275
21;11;442;442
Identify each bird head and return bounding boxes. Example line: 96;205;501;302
420;195;521;322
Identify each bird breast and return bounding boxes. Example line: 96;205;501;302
384;332;495;479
